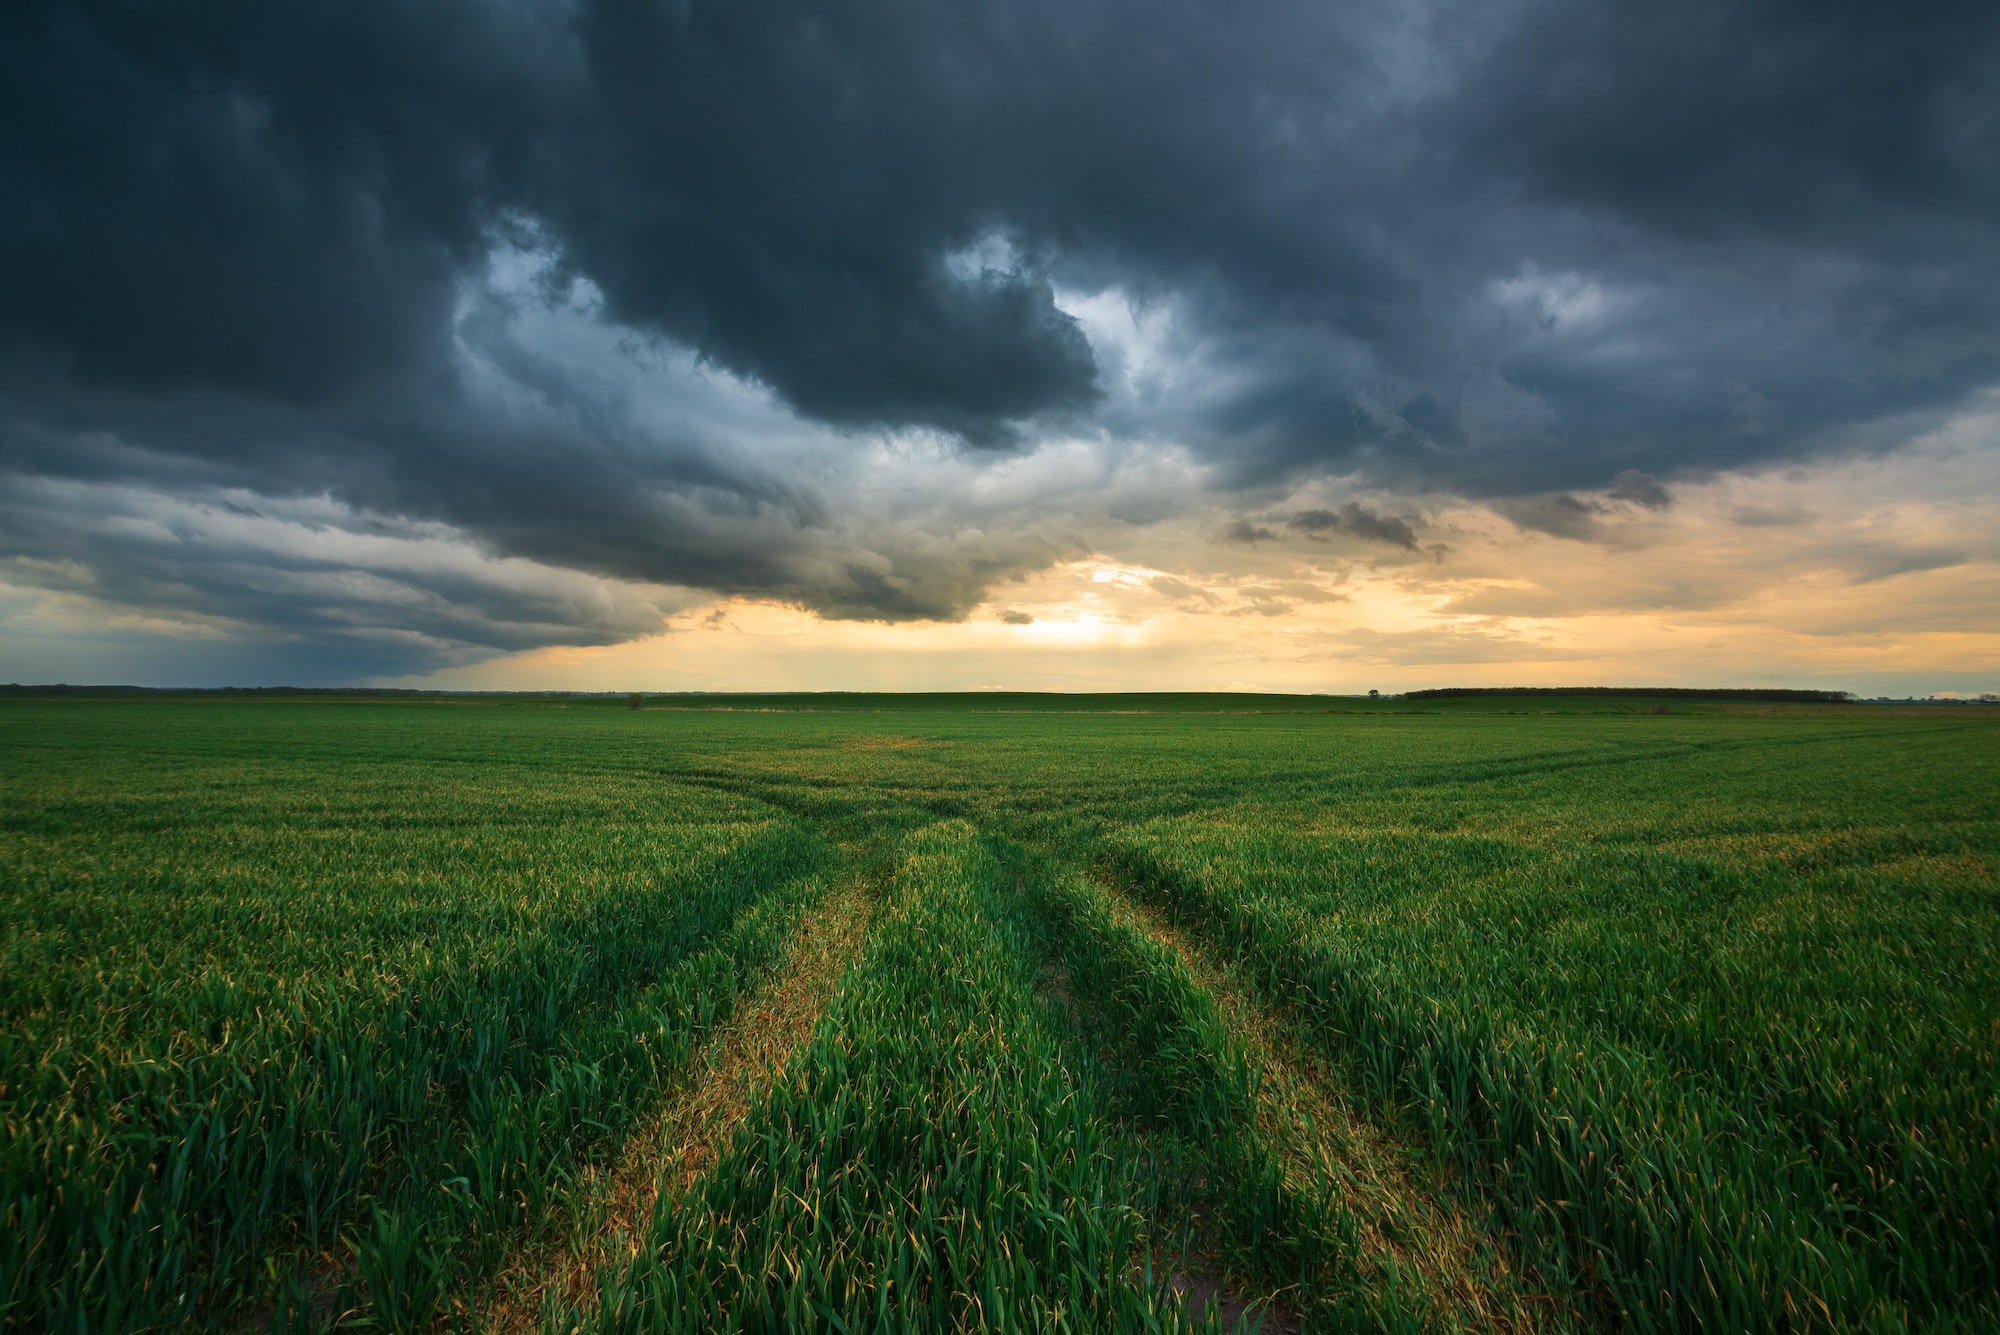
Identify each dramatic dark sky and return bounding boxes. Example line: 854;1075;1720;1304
3;1;1998;688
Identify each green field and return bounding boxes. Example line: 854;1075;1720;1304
2;696;1995;1332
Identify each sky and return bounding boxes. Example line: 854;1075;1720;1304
2;0;1997;694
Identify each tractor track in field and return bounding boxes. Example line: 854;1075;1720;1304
477;876;877;1333
1086;869;1575;1335
1028;897;1302;1335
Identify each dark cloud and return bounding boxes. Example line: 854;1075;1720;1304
1497;492;1609;543
0;0;558;402
1456;4;2000;244
1496;469;1675;542
1288;504;1419;550
0;476;684;682
1605;470;1673;510
3;0;1998;671
1219;519;1277;546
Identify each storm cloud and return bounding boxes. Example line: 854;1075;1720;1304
3;0;1997;674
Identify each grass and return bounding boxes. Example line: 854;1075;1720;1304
1070;873;1560;1335
0;696;1993;1331
565;823;1188;1333
485;877;877;1331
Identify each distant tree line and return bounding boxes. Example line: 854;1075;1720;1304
1401;687;1856;703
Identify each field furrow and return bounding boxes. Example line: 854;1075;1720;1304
479;874;878;1331
1082;870;1571;1335
1023;853;1566;1334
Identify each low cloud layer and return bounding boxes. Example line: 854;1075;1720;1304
3;1;1998;677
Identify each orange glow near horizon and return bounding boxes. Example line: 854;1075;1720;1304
395;446;2000;696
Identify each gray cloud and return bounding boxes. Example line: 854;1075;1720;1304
1288;504;1419;550
1496;493;1611;543
0;477;689;682
1218;519;1277;546
1606;470;1673;511
3;0;1997;673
